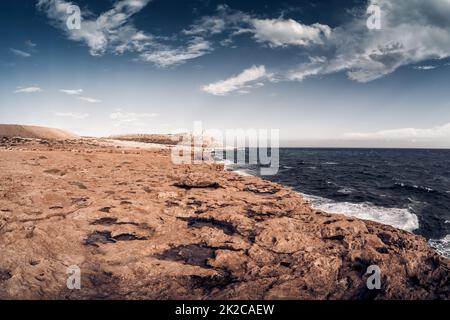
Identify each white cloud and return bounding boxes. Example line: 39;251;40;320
110;111;159;124
59;89;100;103
60;89;83;95
413;65;437;70
14;86;42;93
78;96;101;103
114;29;154;54
25;40;37;48
185;5;331;50
55;112;90;119
343;123;450;141
38;0;213;67
183;16;227;36
288;58;324;81
10;48;31;58
37;0;154;56
183;5;245;37
288;0;450;83
202;65;270;96
38;0;450;79
140;37;212;67
250;18;331;47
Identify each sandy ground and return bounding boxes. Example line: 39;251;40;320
0;138;449;300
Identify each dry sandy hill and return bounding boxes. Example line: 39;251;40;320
0;124;78;140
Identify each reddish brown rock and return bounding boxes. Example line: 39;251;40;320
0;139;448;300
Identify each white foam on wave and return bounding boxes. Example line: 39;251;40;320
233;169;252;177
218;159;256;177
225;166;420;233
429;235;450;258
303;194;419;232
337;187;354;194
215;158;233;167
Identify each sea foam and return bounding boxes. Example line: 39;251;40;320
225;165;420;232
429;235;450;259
303;194;420;232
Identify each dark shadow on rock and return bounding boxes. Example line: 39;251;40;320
190;272;238;293
178;217;237;236
0;269;11;282
84;231;148;247
174;182;221;190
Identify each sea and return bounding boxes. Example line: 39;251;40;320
216;148;450;258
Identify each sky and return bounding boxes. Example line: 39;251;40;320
1;0;450;147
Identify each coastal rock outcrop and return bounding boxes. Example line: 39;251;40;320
0;139;448;299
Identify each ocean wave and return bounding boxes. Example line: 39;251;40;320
337;187;354;194
218;159;247;175
217;159;234;167
393;182;437;193
428;235;450;259
233;169;253;177
227;167;420;232
303;194;419;232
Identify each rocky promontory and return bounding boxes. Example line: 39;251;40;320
0;138;448;299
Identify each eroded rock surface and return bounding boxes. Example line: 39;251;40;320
0;140;448;299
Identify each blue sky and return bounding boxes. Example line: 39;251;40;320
1;0;450;147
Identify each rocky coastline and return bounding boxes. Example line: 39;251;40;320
0;137;448;299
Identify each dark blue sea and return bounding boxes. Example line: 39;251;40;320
218;148;450;258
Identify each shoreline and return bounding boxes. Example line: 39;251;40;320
225;162;421;229
223;156;449;259
0;137;449;299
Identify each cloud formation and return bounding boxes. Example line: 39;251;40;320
38;0;450;81
140;37;212;67
202;65;270;96
10;48;31;58
59;88;100;103
288;0;450;82
37;0;153;56
14;86;42;93
185;5;330;48
60;89;83;95
25;40;37;48
78;96;101;103
250;18;331;47
413;66;437;70
187;1;450;84
37;0;214;67
343;123;450;141
110;111;158;124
